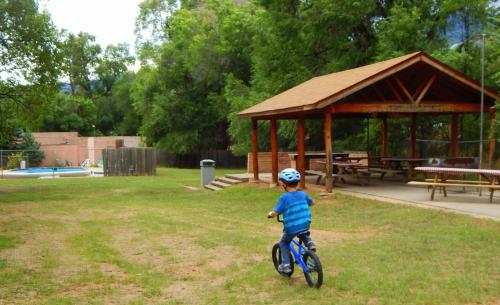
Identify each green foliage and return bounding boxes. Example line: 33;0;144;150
95;44;135;95
133;0;255;153
95;72;141;135
41;93;97;136
6;152;24;169
1;129;44;167
60;31;102;96
0;0;62;145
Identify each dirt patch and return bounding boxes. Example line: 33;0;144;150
99;262;127;279
182;185;200;191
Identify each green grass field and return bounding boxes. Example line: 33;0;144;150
0;168;499;305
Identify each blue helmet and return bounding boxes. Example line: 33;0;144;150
279;168;301;185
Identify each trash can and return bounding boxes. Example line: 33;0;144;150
20;160;26;169
200;159;216;186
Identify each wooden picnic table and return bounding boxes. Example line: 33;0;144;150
288;152;349;170
380;157;428;178
308;160;369;185
410;167;500;203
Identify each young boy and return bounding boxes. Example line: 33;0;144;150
268;168;316;274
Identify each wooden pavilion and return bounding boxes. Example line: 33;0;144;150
238;51;500;192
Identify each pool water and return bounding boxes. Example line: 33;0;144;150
13;167;87;173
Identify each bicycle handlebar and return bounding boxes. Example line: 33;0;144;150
267;213;283;222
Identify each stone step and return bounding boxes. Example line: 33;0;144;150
211;180;231;188
224;174;250;182
215;176;241;185
204;184;222;191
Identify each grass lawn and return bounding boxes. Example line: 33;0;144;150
0;168;499;305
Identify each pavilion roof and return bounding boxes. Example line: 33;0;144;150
238;51;499;118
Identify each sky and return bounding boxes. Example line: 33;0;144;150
40;0;143;57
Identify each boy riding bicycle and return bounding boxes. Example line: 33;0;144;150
268;168;316;274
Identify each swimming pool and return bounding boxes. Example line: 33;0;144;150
2;167;90;178
14;167;88;173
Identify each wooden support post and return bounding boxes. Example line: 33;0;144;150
381;116;388;157
488;109;496;168
270;119;278;185
324;112;332;193
251;118;259;181
297;118;306;189
450;113;458;158
410;114;417;158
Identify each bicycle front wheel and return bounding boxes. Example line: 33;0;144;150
271;243;294;277
303;251;323;288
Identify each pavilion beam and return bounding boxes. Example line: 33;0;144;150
251;118;259;181
394;77;415;103
410;114;417;158
381;115;388;157
330;102;484;113
324;112;332;193
450;113;459;158
297;118;306;189
270;119;278;185
488;109;496;168
384;79;404;103
415;74;437;104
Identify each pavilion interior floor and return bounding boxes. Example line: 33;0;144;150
236;173;500;221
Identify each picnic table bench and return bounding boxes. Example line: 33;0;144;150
408;167;500;203
311;160;371;185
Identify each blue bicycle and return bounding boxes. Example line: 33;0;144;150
270;215;323;288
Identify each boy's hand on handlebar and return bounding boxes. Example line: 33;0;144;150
267;211;277;218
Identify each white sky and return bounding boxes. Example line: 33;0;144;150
41;0;143;56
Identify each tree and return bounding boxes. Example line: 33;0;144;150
133;0;255;153
41;93;97;136
0;0;62;144
61;31;101;96
95;72;141;135
95;43;135;95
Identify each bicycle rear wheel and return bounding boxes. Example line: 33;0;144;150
302;251;323;288
271;243;294;277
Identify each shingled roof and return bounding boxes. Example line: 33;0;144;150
238;51;499;118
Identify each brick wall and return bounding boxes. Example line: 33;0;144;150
32;132;142;167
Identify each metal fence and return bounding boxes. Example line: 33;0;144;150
102;147;157;176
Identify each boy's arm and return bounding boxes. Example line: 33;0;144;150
268;195;285;218
306;193;315;206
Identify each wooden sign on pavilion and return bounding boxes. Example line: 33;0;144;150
238;51;500;192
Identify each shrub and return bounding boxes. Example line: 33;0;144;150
7;152;24;169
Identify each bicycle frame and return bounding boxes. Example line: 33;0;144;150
289;239;310;272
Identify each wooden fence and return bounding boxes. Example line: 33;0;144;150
102;147;156;176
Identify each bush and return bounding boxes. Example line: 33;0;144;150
2;129;44;167
7;152;24;169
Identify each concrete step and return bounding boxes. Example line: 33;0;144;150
204;184;222;191
215;176;241;185
211;180;231;188
224;174;250;182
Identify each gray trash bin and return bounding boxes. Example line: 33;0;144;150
200;159;216;186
